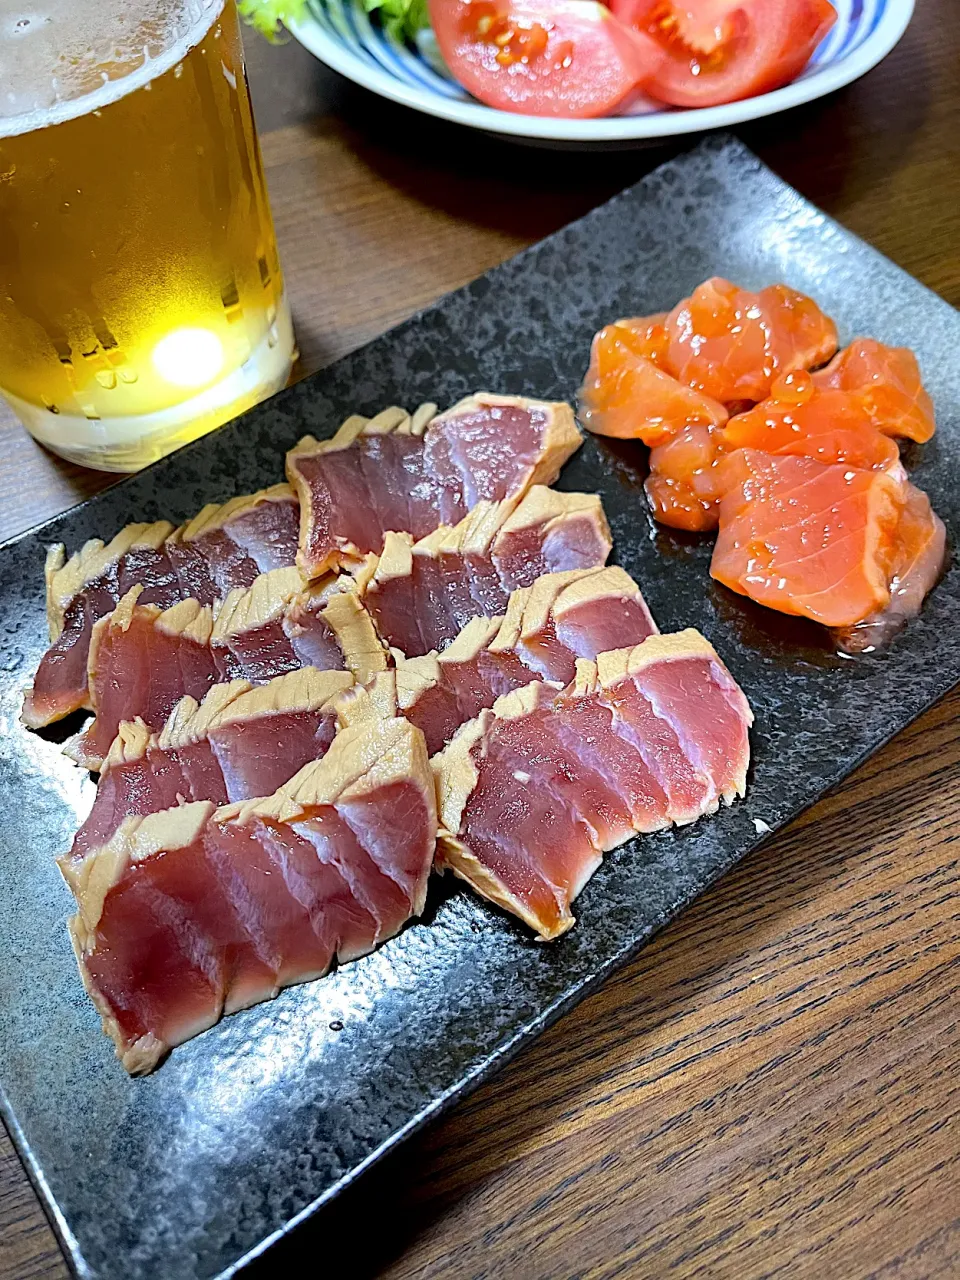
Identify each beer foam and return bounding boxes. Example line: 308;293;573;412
0;0;224;135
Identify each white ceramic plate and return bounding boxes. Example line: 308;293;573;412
288;0;914;145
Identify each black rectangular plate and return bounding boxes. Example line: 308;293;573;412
1;136;958;1280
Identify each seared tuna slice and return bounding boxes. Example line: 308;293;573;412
24;485;301;730
67;589;219;771
433;631;752;939
62;716;436;1074
69;570;384;768
210;567;386;685
359;487;613;656
23;522;180;728
287;395;582;578
68;668;354;861
163;483;300;604
352;567;657;754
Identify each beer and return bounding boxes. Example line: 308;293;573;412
0;0;295;471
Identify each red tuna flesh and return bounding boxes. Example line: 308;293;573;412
286;395;582;579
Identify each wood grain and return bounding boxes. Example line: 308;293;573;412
1;2;959;1277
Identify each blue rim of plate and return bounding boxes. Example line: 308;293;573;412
288;0;914;143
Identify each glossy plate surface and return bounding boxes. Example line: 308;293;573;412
289;0;914;145
0;137;957;1280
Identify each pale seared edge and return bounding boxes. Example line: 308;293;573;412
102;717;154;769
168;482;296;547
210;566;387;682
431;393;582;485
334;669;400;728
431;631;753;940
211;565;304;641
497;486;612;550
157;667;353;752
360;488;604;594
319;589;388;683
432;707;575;940
62;716;437;1073
44;522;175;643
286;402;439;461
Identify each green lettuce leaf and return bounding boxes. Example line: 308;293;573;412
238;0;429;45
362;0;430;42
237;0;308;41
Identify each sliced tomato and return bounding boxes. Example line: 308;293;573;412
609;0;837;108
429;0;664;118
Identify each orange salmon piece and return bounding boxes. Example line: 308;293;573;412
834;483;946;652
664;277;838;404
579;317;728;445
814;338;936;443
645;422;725;532
710;449;905;628
718;370;901;472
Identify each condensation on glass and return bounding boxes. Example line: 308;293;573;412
0;0;295;471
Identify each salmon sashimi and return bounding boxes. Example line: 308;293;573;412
663;278;839;404
833;483;947;653
433;630;752;939
813;337;936;443
579;318;728;444
718;371;901;472
710;449;906;628
62;716;436;1074
645;421;726;532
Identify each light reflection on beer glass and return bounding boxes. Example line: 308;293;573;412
0;0;296;471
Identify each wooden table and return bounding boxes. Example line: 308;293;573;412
2;6;959;1277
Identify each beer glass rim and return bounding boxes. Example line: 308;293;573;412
0;0;226;140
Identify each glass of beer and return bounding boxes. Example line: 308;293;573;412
0;0;295;471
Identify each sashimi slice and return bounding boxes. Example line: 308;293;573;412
663;278;838;404
68;668;353;863
211;568;386;685
597;635;751;806
287;396;582;579
496;565;658;681
579;318;728;443
68;718;199;861
710;449;906;628
164;484;300;604
67;589;220;770
23;522;180;728
814;338;936;443
62;717;436;1073
834;483;947;653
645;421;726;532
360;488;612;656
425;393;583;516
356;566;658;754
492;487;613;588
434;631;752;939
24;485;302;731
719;372;901;472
